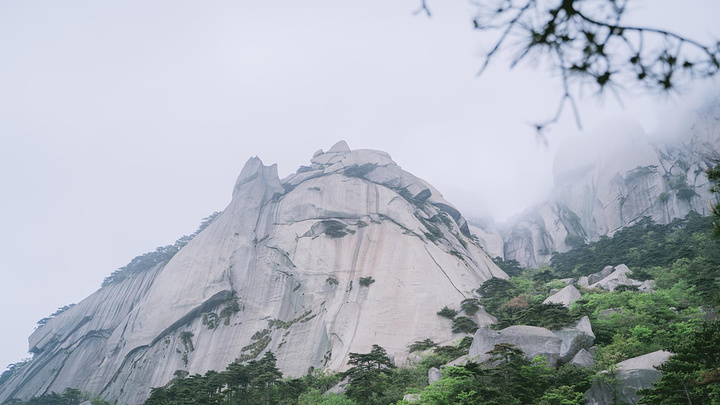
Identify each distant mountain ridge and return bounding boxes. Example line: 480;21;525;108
0;141;506;405
477;101;720;268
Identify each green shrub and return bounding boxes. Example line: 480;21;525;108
461;298;480;316
358;277;375;287
437;306;458;319
409;339;437;353
322;220;349;238
451;316;478;334
343;163;377;178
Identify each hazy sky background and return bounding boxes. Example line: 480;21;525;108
1;0;718;370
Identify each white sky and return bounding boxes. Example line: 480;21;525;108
0;0;718;370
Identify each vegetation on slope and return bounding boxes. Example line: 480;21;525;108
101;212;220;286
6;213;719;404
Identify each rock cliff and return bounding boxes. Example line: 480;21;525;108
479;102;720;267
0;142;506;405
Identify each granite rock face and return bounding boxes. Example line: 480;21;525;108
0;142;506;405
584;350;672;405
487;103;720;267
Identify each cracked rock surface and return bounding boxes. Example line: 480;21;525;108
0;142;506;405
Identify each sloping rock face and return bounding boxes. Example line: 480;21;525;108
0;142;506;405
584;350;672;405
487;102;720;267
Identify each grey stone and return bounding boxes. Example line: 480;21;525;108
327;140;351;153
569;348;594;368
578;276;590;287
403;394;421;403
638;279;656;293
587;273;604;285
473;306;498;327
469;325;563;366
553;316;595;363
584;350;672;405
589;264;643;291
600;266;615;278
428;367;442;384
543;284;582;307
444;355;469;368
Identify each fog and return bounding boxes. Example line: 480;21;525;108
0;0;718;370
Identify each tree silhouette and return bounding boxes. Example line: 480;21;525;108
343;345;395;404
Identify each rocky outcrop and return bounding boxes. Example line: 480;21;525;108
469;316;595;367
553;317;595;363
579;264;656;292
493;102;720;267
469;326;563;366
543;285;582;307
0;142;506;405
588;264;641;291
584;350;672;405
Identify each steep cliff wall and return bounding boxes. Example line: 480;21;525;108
0;142;506;405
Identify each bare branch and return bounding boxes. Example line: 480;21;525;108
414;0;432;17
469;0;719;133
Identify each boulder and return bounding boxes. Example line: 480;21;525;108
428;367;442;384
325;378;349;395
589;264;642;291
327;140;351;153
403;394;421;403
587;266;615;285
473;306;498;327
444;355;469;368
584;350;672;405
543;284;582;307
638;279;656;293
469;325;563;366
578;276;590;288
569;348;594;368
553;316;595;363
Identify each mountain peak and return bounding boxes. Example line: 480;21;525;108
233;156;282;199
0;143;506;405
